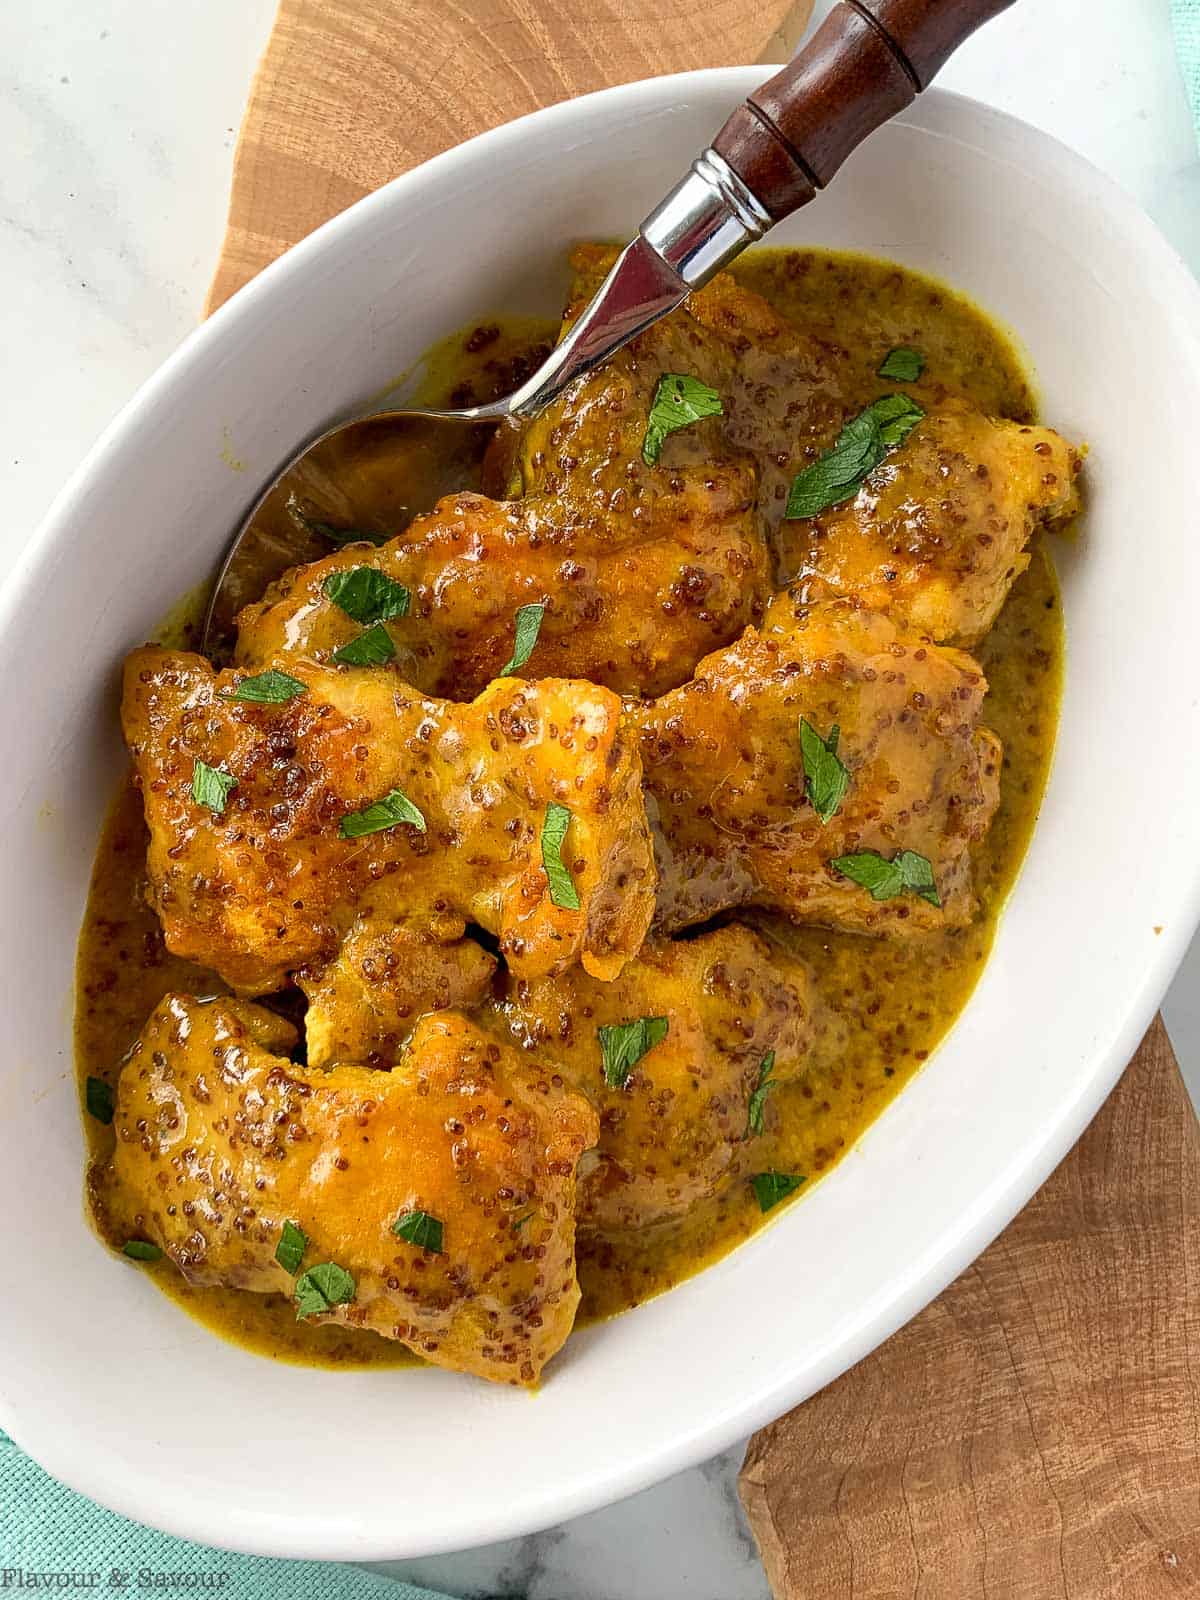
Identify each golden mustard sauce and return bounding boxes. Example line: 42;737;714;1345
75;248;1065;1365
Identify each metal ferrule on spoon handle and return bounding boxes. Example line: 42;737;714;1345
502;154;770;419
506;1;1017;419
640;149;773;288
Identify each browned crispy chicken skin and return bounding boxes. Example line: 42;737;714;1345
94;996;598;1385
777;401;1081;646
235;472;767;701
493;926;820;1233
637;585;1001;935
122;648;655;992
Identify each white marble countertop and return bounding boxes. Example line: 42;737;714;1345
4;2;1197;1595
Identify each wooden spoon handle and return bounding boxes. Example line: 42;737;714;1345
712;0;1017;221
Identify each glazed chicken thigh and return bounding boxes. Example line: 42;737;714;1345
235;470;766;701
493;925;822;1233
291;920;827;1235
777;400;1081;646
638;584;1001;936
122;648;655;992
94;996;597;1384
235;254;772;704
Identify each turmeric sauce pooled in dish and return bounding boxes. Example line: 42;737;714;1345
76;248;1074;1378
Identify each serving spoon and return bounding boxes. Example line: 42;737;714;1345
203;0;1015;650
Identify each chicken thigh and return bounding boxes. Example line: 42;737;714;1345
122;649;655;992
234;471;766;701
93;996;598;1385
493;925;821;1233
563;248;1080;651
777;400;1080;645
637;584;1001;936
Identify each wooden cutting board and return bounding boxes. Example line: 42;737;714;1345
206;3;1200;1594
205;0;815;311
740;1015;1200;1599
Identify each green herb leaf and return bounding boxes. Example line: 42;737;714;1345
392;1209;445;1253
218;669;308;705
785;395;925;520
799;719;850;825
500;603;546;676
331;622;396;667
323;567;411;625
85;1076;114;1125
275;1219;308;1275
339;787;427;840
191;759;237;816
641;373;724;466
751;1171;806;1213
512;1211;536;1234
541;801;581;911
893;849;941;906
872;393;926;446
123;1239;162;1262
831;848;941;906
305;518;391;549
294;1261;356;1320
746;1050;776;1137
878;347;925;383
598;1016;669;1089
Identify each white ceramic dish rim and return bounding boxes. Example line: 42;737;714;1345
4;67;1200;1560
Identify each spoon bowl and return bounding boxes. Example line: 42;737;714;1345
202;410;498;650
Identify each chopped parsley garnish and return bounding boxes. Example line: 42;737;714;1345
831;848;940;906
191;759;237;816
331;622;396;667
785;395;925;520
392;1209;445;1253
122;1240;162;1262
598;1016;669;1089
540;801;581;911
218;669;307;705
339;788;426;839
305;518;391;548
878;347;925;382
275;1220;308;1275
499;603;545;677
294;1261;356;1320
85;1076;114;1125
799;719;850;825
641;373;724;466
751;1172;805;1213
323;567;411;625
746;1051;776;1137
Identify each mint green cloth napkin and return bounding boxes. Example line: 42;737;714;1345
0;1433;454;1599
1174;0;1200;127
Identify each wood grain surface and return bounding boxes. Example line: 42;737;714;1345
205;0;814;311
206;2;1200;1594
740;1018;1200;1599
